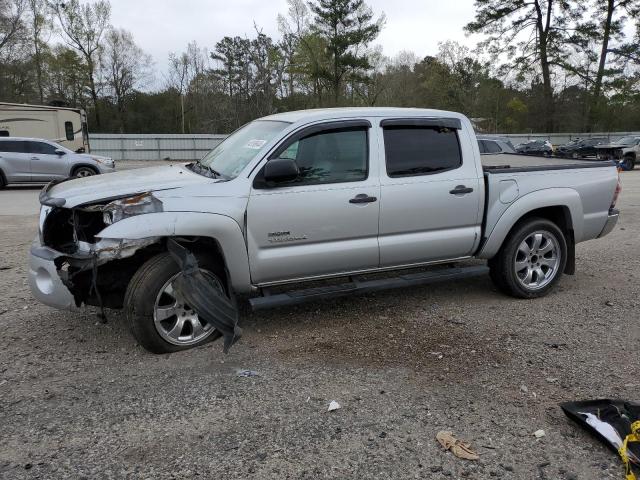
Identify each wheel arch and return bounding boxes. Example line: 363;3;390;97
70;163;99;176
478;188;582;269
96;211;252;294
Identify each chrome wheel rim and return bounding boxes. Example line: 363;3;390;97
153;270;223;346
514;230;561;290
76;168;94;177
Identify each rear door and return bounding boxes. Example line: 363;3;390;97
28;141;69;181
247;120;380;285
0;140;31;182
378;118;482;267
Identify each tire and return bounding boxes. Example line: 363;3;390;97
72;166;98;178
0;170;6;189
623;155;635;171
489;218;567;299
571;152;579;159
124;251;229;353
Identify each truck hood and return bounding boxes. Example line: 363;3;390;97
44;164;216;207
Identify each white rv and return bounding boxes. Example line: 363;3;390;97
0;102;90;153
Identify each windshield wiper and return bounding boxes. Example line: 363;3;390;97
188;162;228;180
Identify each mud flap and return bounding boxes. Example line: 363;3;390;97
167;239;241;353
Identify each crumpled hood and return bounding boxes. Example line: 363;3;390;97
46;164;215;207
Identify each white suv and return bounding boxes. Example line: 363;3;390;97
0;137;114;187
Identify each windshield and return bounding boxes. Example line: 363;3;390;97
614;136;639;144
198;120;290;178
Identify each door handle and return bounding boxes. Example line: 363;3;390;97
449;185;474;195
349;193;377;204
31;156;39;161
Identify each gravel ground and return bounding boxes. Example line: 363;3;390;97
0;166;638;479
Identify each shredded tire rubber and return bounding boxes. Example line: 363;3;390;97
167;239;241;353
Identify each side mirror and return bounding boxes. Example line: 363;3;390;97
264;158;299;183
55;149;65;156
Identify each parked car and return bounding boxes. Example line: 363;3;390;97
595;135;640;170
0;137;114;187
477;136;516;154
515;139;553;156
556;137;607;158
30;108;620;353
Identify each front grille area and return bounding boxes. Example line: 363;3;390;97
42;207;107;253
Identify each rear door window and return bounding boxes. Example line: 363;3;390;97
484;140;502;153
477;140;487;154
383;126;462;177
0;140;26;153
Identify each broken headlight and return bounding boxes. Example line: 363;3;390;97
102;192;163;225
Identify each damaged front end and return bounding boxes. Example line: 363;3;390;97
36;191;164;310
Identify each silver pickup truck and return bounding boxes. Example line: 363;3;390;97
29;108;621;353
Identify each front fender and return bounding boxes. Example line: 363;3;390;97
97;212;252;293
478;188;583;259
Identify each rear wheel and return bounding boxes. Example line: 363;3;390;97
489;218;567;298
73;166;97;177
124;252;229;353
0;171;6;189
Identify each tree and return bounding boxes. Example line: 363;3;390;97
101;28;152;132
586;0;639;129
309;0;383;104
53;0;111;127
0;0;26;54
465;0;574;132
26;0;51;102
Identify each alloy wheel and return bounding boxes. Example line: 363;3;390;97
514;230;561;290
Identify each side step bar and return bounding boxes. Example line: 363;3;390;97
249;265;489;311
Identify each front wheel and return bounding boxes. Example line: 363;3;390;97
623;155;635;171
489;218;567;298
124;252;229;353
73;166;97;178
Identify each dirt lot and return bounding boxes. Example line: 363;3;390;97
0;165;638;479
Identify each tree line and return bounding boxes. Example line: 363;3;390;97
1;0;640;134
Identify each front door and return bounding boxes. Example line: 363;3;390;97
28;141;69;181
247;121;380;285
378;119;482;267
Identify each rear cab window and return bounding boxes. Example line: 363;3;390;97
381;118;462;177
0;140;26;153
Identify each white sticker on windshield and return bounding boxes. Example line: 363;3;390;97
246;139;266;149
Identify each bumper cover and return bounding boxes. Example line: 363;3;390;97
28;238;79;311
598;208;619;238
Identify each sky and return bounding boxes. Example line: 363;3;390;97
108;0;479;84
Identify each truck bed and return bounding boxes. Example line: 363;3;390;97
481;153;613;172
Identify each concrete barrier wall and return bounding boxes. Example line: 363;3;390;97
90;131;640;160
90;133;227;161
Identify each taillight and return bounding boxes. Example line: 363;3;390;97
611;173;622;208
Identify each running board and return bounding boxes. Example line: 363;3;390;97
249;265;489;310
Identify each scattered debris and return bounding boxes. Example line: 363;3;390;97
429;351;444;359
561;399;640;479
533;429;546;438
520;385;529;393
546;377;559;383
328;400;341;412
436;431;480;460
237;369;259;377
605;301;614;307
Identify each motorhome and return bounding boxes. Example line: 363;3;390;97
0;102;90;153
